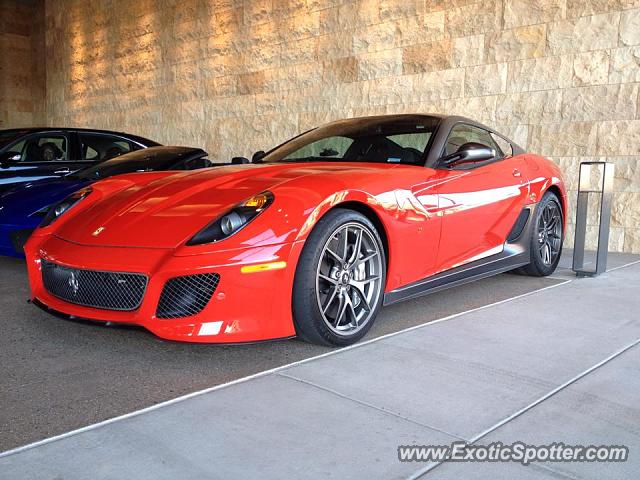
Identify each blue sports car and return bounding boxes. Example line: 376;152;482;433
0;127;160;194
0;146;213;258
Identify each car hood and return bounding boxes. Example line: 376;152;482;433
54;162;397;249
0;177;91;225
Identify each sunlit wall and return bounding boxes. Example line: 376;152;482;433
0;0;45;128
41;0;640;252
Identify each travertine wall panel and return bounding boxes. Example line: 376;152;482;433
0;0;45;127
33;0;640;252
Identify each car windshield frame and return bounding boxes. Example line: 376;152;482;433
259;116;441;167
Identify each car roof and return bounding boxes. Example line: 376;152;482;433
321;113;446;127
0;127;161;147
322;113;488;129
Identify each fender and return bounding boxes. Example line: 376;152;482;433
523;154;568;230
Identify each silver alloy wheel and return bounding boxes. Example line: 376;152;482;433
315;222;383;335
537;201;562;266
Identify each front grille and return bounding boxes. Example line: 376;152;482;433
156;273;220;319
41;259;148;311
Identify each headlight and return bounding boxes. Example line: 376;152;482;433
187;191;274;245
39;187;92;228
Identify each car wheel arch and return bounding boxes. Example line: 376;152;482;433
294;196;391;274
544;184;566;230
330;201;390;271
545;184;563;206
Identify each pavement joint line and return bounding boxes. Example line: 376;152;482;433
606;258;640;272
276;372;467;442
0;278;571;459
5;255;640;460
407;339;640;480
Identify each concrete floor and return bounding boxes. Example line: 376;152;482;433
1;251;639;479
0;255;561;451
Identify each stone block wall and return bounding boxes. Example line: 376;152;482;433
37;1;640;251
0;0;45;128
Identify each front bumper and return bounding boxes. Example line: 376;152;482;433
25;234;302;343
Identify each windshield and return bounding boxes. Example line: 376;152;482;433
260;116;440;166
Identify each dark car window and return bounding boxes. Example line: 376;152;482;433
443;124;500;158
261;117;440;166
79;133;133;162
73;151;210;180
0;131;24;149
173;156;213;170
10;135;68;162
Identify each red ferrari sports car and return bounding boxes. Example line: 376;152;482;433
25;115;566;346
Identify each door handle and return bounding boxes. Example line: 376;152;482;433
54;168;71;174
512;168;522;178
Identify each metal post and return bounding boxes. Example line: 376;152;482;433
572;162;615;277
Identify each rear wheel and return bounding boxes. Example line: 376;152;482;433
519;191;563;277
292;209;386;346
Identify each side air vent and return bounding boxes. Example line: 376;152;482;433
507;208;530;242
156;273;220;319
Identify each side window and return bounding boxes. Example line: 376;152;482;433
79;133;132;162
6;139;25;161
490;133;512;158
443;124;499;158
13;135;68;162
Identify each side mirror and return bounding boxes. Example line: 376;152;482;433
231;156;250;165
440;143;495;168
0;151;21;169
252;150;266;163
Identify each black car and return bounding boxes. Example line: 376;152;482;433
0;128;160;192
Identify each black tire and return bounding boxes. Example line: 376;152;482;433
519;191;563;277
292;208;386;347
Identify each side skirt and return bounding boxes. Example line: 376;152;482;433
383;204;537;306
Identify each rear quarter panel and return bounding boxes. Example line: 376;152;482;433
522;154;567;229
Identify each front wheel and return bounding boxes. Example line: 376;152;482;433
519;191;563;277
292;209;386;346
